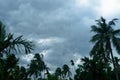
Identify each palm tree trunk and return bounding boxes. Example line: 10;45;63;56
109;46;119;80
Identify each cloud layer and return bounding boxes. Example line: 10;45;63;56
0;0;120;71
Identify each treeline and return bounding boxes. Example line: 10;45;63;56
0;17;120;80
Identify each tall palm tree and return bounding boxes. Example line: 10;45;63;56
90;17;120;80
0;21;33;55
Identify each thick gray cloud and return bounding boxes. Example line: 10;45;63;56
0;0;120;72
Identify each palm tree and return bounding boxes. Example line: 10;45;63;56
0;21;33;55
0;54;19;80
77;56;110;80
0;20;34;80
90;17;120;80
55;67;62;79
28;53;46;80
19;66;29;80
62;64;72;80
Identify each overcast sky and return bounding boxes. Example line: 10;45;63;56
0;0;120;71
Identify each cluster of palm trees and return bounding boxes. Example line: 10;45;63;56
0;17;120;80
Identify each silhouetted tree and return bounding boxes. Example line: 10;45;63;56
62;64;72;80
90;17;120;80
28;53;46;80
55;67;62;80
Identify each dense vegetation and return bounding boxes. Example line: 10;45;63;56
0;17;120;80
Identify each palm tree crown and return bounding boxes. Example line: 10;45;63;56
90;17;120;56
90;17;120;80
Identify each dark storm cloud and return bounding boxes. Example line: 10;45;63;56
1;0;118;70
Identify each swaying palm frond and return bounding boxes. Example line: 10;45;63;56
0;21;6;41
113;29;120;35
108;18;118;26
90;34;103;43
10;35;33;54
112;36;120;54
91;25;103;33
0;21;34;54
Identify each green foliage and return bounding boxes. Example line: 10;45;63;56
90;17;120;80
28;53;48;80
0;21;34;55
47;74;59;80
0;21;34;80
74;56;111;80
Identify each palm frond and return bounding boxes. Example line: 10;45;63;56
101;17;106;23
0;21;6;41
108;18;118;26
91;25;103;33
90;34;101;42
113;29;120;35
81;57;89;62
8;36;34;54
95;17;106;29
90;41;104;56
0;34;13;53
112;36;120;54
0;21;34;54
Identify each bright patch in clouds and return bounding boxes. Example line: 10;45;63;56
40;49;53;58
75;0;90;8
73;53;82;67
100;0;120;17
37;37;65;46
75;0;120;17
21;54;34;62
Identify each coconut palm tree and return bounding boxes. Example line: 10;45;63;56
55;67;62;80
62;64;72;80
28;53;46;80
0;21;33;55
90;17;120;80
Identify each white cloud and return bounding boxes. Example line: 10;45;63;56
21;54;34;62
73;53;83;67
37;37;65;46
75;0;90;8
98;0;120;17
40;49;53;58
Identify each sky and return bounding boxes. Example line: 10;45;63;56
0;0;120;72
